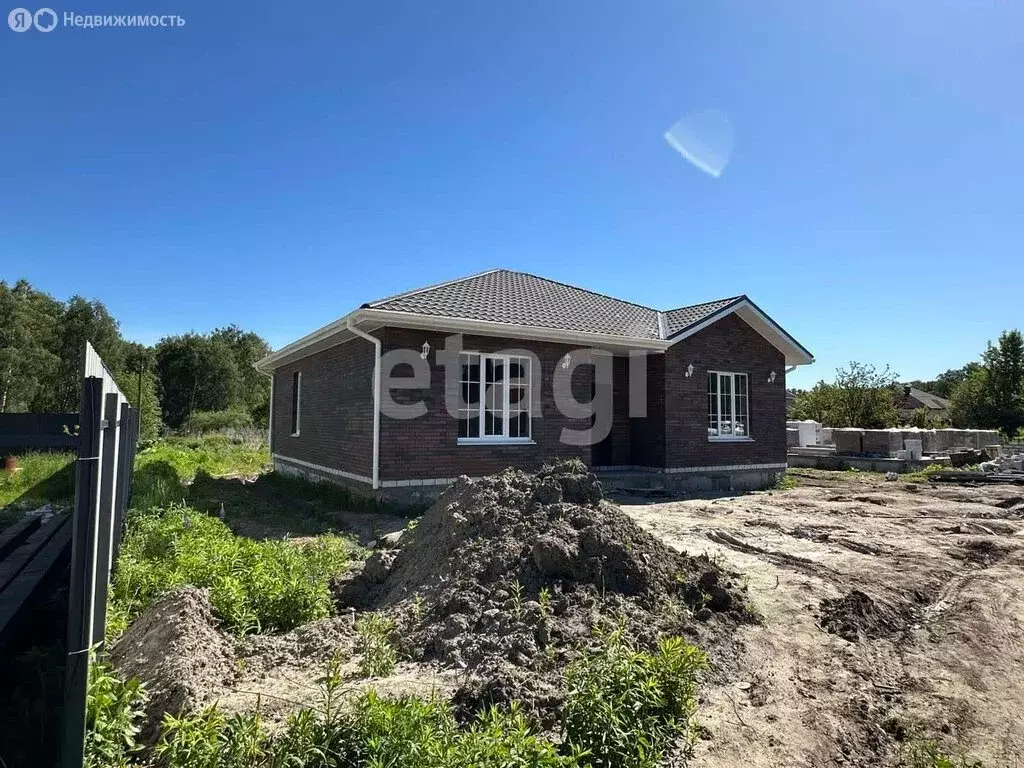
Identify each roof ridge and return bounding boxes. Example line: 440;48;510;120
501;269;661;313
664;294;745;313
363;268;503;308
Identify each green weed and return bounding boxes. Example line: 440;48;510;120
509;579;525;621
355;613;397;678
539;586;552;619
773;472;799;490
899;737;985;768
85;656;148;768
110;505;354;638
562;624;707;768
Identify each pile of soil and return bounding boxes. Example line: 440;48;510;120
818;589;911;642
110;588;236;742
340;459;748;719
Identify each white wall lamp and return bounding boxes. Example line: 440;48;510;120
685;363;695;378
561;353;572;370
768;370;777;384
420;341;430;360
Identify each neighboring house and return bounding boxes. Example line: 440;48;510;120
896;385;951;422
255;269;814;502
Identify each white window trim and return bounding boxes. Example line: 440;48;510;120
708;370;751;442
458;351;532;444
290;371;301;437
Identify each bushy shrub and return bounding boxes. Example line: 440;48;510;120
562;625;707;768
85;657;148;768
184;409;255;435
110;505;353;636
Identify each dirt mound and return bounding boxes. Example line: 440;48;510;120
111;588;236;742
818;589;910;642
339;460;747;719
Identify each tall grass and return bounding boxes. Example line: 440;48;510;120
108;505;354;638
0;452;75;509
131;435;271;509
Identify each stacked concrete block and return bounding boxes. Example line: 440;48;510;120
920;429;938;455
862;429;902;456
820;427;834;446
786;420;822;447
980;430;1001;448
932;429;954;453
904;438;923;460
833;428;864;455
941;429;979;450
787;428;800;448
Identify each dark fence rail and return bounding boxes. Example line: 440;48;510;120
0;412;79;451
0;343;138;768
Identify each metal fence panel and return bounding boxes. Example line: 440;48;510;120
60;342;137;768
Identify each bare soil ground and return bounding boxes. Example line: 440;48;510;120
618;469;1024;768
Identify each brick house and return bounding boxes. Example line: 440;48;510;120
255;270;814;502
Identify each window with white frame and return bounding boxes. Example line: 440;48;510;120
707;371;749;438
458;353;531;441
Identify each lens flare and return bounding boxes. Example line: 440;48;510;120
664;109;734;178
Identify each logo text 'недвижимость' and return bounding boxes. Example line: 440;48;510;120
8;8;185;31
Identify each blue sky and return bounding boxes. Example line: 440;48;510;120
2;1;1022;388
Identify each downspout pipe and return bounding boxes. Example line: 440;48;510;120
347;317;381;490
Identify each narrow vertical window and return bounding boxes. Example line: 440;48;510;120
458;354;481;438
291;371;301;436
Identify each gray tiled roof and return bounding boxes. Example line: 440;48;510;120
904;387;951;411
364;269;739;340
663;297;742;338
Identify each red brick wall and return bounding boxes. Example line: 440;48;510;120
270;314;786;483
271;337;376;479
378;328;592;481
663;314;787;468
628;353;666;467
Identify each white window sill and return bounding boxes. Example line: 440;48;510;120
708;436;754;443
457;438;536;446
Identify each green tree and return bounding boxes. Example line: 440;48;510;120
155;335;242;428
948;368;992;429
790;382;836;423
922;363;983;400
792;362;898;428
210;325;271;424
37;296;125;412
0;280;61;412
981;329;1024;436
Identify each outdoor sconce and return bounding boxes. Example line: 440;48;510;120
420;341;430;360
685;363;694;378
768;370;777;384
561;353;572;370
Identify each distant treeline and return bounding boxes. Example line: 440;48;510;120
0;279;271;440
791;329;1024;437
